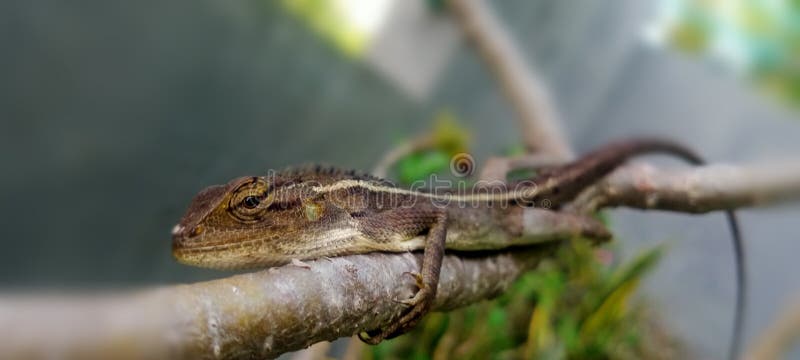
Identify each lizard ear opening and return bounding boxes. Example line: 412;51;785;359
303;200;324;221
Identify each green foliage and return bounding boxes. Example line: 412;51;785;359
397;151;451;185
429;110;471;156
280;0;368;57
652;0;800;107
366;241;682;359
396;110;471;185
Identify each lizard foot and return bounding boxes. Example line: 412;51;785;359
358;274;435;344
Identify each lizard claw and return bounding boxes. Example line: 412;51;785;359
389;272;426;306
398;287;429;307
390;272;427;306
402;271;424;290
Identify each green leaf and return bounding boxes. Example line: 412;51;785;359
396;151;450;184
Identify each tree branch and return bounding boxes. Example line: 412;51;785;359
569;162;800;213
0;248;556;360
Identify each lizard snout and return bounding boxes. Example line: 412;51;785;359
171;223;206;248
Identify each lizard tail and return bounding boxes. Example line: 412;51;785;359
723;211;745;360
643;140;746;360
617;139;746;360
540;138;745;360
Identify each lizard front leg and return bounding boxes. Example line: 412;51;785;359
359;211;448;344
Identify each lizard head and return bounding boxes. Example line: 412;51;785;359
171;174;354;270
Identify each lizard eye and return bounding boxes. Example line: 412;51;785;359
227;177;271;222
242;196;260;209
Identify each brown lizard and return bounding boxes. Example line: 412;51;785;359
171;138;745;357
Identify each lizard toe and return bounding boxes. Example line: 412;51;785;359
401;271;425;289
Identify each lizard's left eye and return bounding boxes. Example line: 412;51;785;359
242;196;261;209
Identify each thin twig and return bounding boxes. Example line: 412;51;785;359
371;134;434;178
447;0;573;160
478;153;566;182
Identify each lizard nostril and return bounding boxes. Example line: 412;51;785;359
171;224;205;239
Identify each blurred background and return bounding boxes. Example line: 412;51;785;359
1;0;799;358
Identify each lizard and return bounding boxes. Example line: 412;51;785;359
171;138;745;358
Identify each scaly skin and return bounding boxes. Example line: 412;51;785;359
171;138;745;352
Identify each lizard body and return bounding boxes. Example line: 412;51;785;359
171;138;696;269
171;138;745;356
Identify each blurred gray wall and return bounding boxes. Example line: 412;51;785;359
2;0;799;358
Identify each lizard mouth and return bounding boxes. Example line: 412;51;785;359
171;235;239;269
170;230;275;269
171;228;210;260
171;239;287;270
